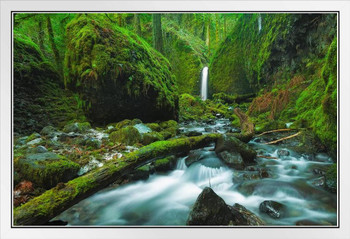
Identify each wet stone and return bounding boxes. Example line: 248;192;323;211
259;200;286;219
277;149;290;157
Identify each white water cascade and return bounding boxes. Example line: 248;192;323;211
258;14;262;32
200;66;209;100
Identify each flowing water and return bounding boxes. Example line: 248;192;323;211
200;67;209;100
54;120;337;226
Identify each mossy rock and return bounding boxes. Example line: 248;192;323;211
109;126;142;145
142;132;164;145
145;123;162;132
64;14;179;124
160;120;178;129
15;152;80;189
26;133;41;142
63;122;91;133
153;155;177;172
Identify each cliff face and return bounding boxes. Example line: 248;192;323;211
209;13;337;155
209;14;336;95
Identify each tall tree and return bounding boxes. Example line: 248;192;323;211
134;14;142;36
37;16;46;56
46;15;62;78
152;14;164;54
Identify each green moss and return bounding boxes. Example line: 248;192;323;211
64;14;178;123
145;123;162;132
109;126;142;145
16;153;80;189
142;132;164;145
26;133;41;142
162;19;207;95
14;31;86;135
63;121;91;133
160;120;178;129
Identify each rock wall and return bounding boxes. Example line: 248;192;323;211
64;14;179;125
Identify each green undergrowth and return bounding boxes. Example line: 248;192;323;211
179;93;234;121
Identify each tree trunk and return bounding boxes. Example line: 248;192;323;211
215;14;219;44
46;15;62;78
152;14;164;54
37;17;46;56
14;134;221;225
134;14;142;36
206;16;211;54
234;108;255;137
224;14;227;39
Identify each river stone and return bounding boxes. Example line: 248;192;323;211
63;122;91;133
187;187;234;225
40;126;57;136
230;203;265;225
217;150;245;170
185;150;203;167
34;145;48;153
187;187;264;225
215;134;256;163
259;200;286;219
27;138;42;146
277;149;290;157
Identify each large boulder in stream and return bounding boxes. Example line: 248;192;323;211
187;187;265;225
215;134;257;167
64;14;179;124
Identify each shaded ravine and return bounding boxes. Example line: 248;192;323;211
54;120;336;226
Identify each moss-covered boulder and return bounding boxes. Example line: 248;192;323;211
152;155;177;172
15;152;80;189
14;32;85;135
63;122;91;133
64;14;179;124
141;132;164;145
109;126;142;145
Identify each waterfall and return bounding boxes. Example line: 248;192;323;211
201;66;209;100
258;14;262;32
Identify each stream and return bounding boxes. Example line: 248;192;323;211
54;119;337;226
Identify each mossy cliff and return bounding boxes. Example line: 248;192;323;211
209;14;336;96
163;20;208;95
64;14;179;125
14;32;85;135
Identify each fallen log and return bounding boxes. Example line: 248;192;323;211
264;132;302;145
14;134;221;225
256;128;292;137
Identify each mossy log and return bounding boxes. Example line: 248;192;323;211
13;134;220;225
